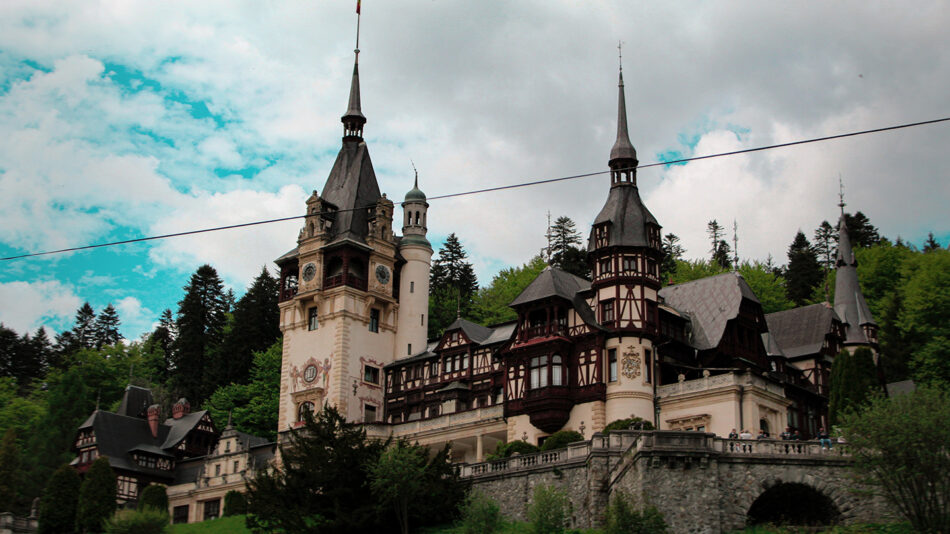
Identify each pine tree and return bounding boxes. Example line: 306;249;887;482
785;231;823;306
76;457;117;534
814;220;836;271
548;217;589;278
0;428;23;514
94;304;122;349
0;324;17;379
428;234;479;338
215;267;280;385
923;232;941;252
829;347;879;426
660;233;685;279
72;303;98;351
38;464;81;534
171;264;228;405
844;211;881;248
143;309;175;384
29;368;91;485
713;239;732;270
707;220;724;262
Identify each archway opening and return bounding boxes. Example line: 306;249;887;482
747;482;840;527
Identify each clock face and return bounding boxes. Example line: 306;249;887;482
303;364;317;383
302;263;317;282
375;264;390;284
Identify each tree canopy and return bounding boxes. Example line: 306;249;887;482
429;234;479;338
471;256;547;326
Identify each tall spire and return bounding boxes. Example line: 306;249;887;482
609;42;638;186
833;181;876;346
342;6;366;141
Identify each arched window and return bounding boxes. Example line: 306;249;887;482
297;401;314;422
552;354;563;386
530;355;548;389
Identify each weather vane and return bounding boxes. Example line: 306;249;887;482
618;40;624;72
355;0;362;60
838;174;846;214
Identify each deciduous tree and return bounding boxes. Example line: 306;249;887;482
205;341;281;441
472;256;547;326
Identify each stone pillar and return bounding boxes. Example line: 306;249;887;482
476;434;484;462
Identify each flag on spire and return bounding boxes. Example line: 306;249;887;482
356;0;361;14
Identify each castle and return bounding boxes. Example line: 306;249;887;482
273;46;878;463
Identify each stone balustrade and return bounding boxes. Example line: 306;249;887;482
391;404;504;435
459;430;851;478
656;371;785;397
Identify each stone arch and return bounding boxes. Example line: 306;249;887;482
746;480;841;527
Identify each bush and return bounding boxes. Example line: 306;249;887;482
38;464;82;534
527;484;569;534
76;457;117;534
604;492;668;534
223;490;247;516
103;509;169;534
540;431;584;451
488;440;540;460
603;417;654;433
457;490;502;534
138;485;169;514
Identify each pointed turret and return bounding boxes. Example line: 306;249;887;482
609;70;638;167
342;52;366;141
833;201;877;347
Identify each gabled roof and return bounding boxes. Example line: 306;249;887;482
658;272;760;350
444;318;493;345
510;266;590;307
160;410;211;450
765;303;840;359
320;141;382;248
77;410;174;478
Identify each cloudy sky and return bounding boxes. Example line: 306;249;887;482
1;1;947;340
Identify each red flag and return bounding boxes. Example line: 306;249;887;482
356;0;361;14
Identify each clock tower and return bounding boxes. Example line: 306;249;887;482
275;47;428;434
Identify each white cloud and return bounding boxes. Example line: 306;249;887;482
0;280;82;333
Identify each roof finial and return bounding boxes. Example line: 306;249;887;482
342;1;366;140
609;42;638;168
838;174;846;216
355;0;362;60
411;159;418;189
618;40;623;73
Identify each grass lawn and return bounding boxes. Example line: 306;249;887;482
168;515;251;534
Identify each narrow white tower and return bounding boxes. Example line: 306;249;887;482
395;171;432;359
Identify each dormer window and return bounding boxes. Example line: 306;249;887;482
595;225;609;248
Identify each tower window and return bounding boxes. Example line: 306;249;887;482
599;257;612;276
530;355;549;389
408;343;412;356
622;256;637;273
421;314;424;326
369;309;380;332
364;365;380;385
608;349;617;382
364;404;377;423
297;401;314;422
552;354;564;386
601;300;615;324
410;281;414;293
308;307;319;331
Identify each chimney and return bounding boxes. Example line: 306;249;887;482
172;398;191;419
147;404;160;438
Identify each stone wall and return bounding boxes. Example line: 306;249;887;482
463;431;899;533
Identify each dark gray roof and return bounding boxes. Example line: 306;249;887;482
445;318;493;344
588;185;659;251
610;71;637;163
160;410;210;450
658;272;760;350
79;410;174;479
510;266;590;307
834;214;876;345
765;303;839;359
320;141;382;248
172;458;204;485
761;332;786;358
116;385;153;418
275;246;299;265
129;444;175;458
482;322;518;345
436;381;470;393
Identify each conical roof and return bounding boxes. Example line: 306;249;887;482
609;71;637;163
833;213;876;344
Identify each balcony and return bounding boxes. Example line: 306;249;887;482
323;274;367;291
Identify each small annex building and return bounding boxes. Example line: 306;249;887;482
71;385;275;524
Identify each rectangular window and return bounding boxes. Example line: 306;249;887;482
599;258;612;276
364;365;380;385
203;499;220;521
173;505;189;524
214;464;221;476
234;460;240;472
462;354;469;370
622;256;636;273
601;300;615;324
430;361;438;376
364;404;377;423
421;314;424;326
608;349;617;382
645;349;652;383
116;476;139;500
369;308;380;333
408;343;412;356
410;281;415;293
308;307;318;330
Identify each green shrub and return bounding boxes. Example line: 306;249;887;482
604;492;667;534
457;490;502;534
540;431;584;451
603;417;654;433
527;484;569;534
104;509;169;534
76;457;117;534
223;490;246;517
39;464;82;534
138;485;169;514
488;440;540;460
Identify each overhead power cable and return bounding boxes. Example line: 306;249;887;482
2;116;948;262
